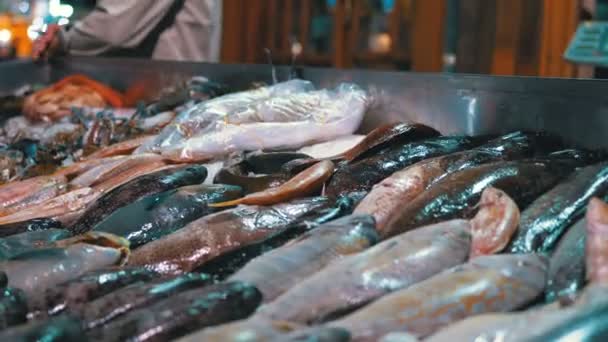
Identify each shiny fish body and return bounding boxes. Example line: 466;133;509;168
93;184;242;248
70;165;208;234
229;215;378;302
75;273;212;330
331;253;548;340
0;228;71;260
0;174;66;212
325;136;483;199
260;220;471;324
0;218;62;239
383;159;579;238
128;197;329;274
509;161;608;253
87;281;262;342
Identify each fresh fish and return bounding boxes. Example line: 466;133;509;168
0;316;84;342
330;254;548;340
284;123;440;174
87;281;262;342
138;79;314;154
92;184;242;248
70;153;164;189
0;218;62;238
198;195;357;279
0;174;66;213
52;156;125;179
509;161;608;253
0;232;129;298
0;228;71;260
84;135;155;159
211;160;334;207
0;287;27;329
354;131;533;234
298;135;365;159
382;158;581;238
75;273;212;330
162;84;367;162
31;267;159;316
128;197;329;274
546;218;586;303
214;152;311;194
229;215;378;302
259;219;471;324
325;135;484;199
585;197;608;285
91;159;168;193
203;160;224;184
175;318;302;342
69;164;208;234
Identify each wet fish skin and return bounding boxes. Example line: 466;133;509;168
545;218;586;303
259;219;471;324
76;273;213;330
196;195;357;280
128;197;329;274
175;318;301;342
0;316;84;342
0;287;27;329
383;158;580;238
509;161;608;254
330;253;548;340
228;215;378;302
0;175;67;212
92;183;243;248
87;281;262;342
70;164;208;234
0;228;71;260
0;218;63;239
325;135;485;199
585;197;608;285
76;273;212;330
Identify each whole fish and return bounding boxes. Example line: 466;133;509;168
0;228;71;260
128;197;329;274
70;153;164;189
382;158;581;238
31;267;159;317
285;123;440;173
211;160;334;207
330;253;548;340
91;160;169;193
259;219;471;324
0;316;84;342
0;218;62;238
0;287;27;329
260;187;518;324
69;164;208;234
75;273;212;330
325;135;484;199
229;215;378;302
92;184;243;248
0;174;66;213
545;218;586;303
0;232;129;298
87;281;262;342
354;131;534;234
198;195;357;279
162;84;367;162
509;161;608;253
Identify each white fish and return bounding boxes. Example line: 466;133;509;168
162;84;368;162
298;135;365;159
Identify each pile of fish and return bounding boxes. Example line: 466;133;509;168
0;74;607;341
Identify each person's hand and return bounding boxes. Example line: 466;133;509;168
32;24;61;61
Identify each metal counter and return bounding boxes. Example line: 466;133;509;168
2;57;608;150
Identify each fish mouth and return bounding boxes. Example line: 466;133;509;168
55;232;131;264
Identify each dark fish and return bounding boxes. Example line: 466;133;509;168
128;197;330;274
197;195;357;279
92;184;243;248
70;165;208;234
382;158;582;238
545;218;586;303
229;215;378;302
76;273;212;330
31;267;159;317
331;254;548;340
0;217;63;238
354;131;537;234
87;281;262;342
0;287;27;329
0;316;84;342
509;161;608;254
0;228;71;259
325;135;484;198
0;233;129;298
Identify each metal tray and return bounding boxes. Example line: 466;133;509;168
2;57;608;150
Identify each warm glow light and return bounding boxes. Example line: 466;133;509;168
0;29;13;44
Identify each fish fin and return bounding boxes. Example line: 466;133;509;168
208;198;244;208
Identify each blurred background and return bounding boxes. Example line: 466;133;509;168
0;0;603;77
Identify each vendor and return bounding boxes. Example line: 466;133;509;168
33;0;222;62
